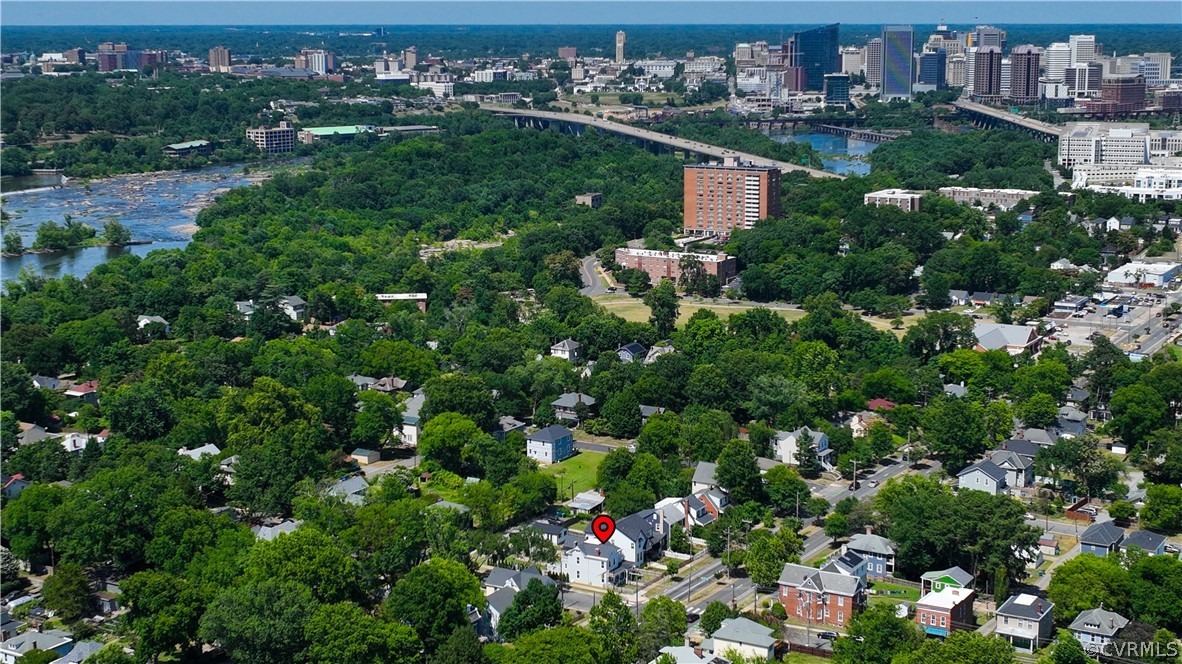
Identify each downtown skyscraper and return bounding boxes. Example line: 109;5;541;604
881;25;914;101
788;23;839;91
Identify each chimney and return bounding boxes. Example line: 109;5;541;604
1037;603;1043;613
694;648;703;658
865;525;874;535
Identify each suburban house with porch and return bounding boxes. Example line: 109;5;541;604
956;459;1008;495
551;392;596;423
920;566;973;594
586;509;664;563
1070;607;1129;650
843;531;897;579
995;594;1055;653
771;427;831;468
1080;521;1125;557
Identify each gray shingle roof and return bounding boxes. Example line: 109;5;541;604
974;323;1038;350
997;593;1053;620
712;617;776;648
1120;529;1165;552
552;338;581;351
1070;607;1129;637
693;461;718;486
527;424;573;443
958;459;1007;483
778;562;863;596
619;342;647;357
846;533;897;556
552;392;596;409
997;439;1040;459
989;449;1032;470
1081;521;1125;547
921;566;974;587
487;586;517;615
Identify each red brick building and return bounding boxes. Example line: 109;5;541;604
614;248;737;287
683;158;781;237
915;587;976;637
778;563;866;628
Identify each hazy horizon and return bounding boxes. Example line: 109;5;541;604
3;0;1178;26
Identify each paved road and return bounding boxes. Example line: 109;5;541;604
574;440;620;454
1035;543;1080;590
579;255;609;296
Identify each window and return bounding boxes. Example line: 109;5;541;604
1003;616;1010;625
838;596;844;607
838;611;844;623
940;616;947;627
921;613;928;624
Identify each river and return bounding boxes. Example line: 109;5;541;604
1;164;259;282
769;131;877;176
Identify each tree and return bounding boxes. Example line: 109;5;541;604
1141;483;1182;533
103;379;175;442
833;603;923;664
638;596;687;661
892;631;1016;664
419;412;485;474
764;465;811;516
1017;393;1058;429
921;396;987;470
597;448;635;493
3;231;23;254
825;512;849;544
715;439;764;504
794;432;822;478
669;524;691;554
644;279;679;338
102;219;132;245
1046;633;1090;664
1046;554;1130;622
352;390;402;449
430;627;490;664
501;626;598;664
242;528;362;604
422;373;496;431
605;482;656;517
303;602;421;664
589;591;638;664
122;570;207;663
747;530;800;587
1129;555;1182;634
383;558;484;652
903;312;975;362
1108;384;1170;451
602;388;642;439
699;601;734;637
498;578;563;640
1108;500;1137;523
198;580;319;664
42;563;94;623
1;483;65;561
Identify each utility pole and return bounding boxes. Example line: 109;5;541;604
795;490;801;520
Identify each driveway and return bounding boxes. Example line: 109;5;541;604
579;255;609;296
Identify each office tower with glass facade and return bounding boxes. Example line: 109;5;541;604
881;26;914;101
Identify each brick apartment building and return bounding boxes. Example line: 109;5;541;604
614;247;738;287
778;562;867;628
915;587;976;637
683;158;781;236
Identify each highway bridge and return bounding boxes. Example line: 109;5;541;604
951;100;1063;141
480;105;843;179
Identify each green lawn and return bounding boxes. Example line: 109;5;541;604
592;294;807;328
868;581;921;602
783;654;834;664
542;451;605;497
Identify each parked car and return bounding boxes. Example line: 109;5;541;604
818;631;839;641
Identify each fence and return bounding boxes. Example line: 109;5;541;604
790;643;834;659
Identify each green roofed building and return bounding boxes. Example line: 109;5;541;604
297;125;375;144
163;139;213;157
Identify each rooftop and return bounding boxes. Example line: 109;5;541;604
997;593;1053;620
917;586;975;610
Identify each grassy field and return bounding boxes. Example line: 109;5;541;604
542;451;605;497
783;654;834;664
868;581;922;603
591;294;919;336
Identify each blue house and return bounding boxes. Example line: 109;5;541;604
526;425;574;464
1080;521;1125;557
844;531;898;578
617;342;647;364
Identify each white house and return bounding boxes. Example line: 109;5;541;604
650;646;731;664
136;315;170;334
586;509;663;563
1070;607;1129;650
705;617;776;661
552;537;626;588
988;448;1034;489
772;427;831;467
550;338;582;363
525;425;575;464
400;390;426;446
956;459;1008;495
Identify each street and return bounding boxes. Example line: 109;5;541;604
578;255;609;296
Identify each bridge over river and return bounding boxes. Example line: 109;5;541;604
480;105;844;179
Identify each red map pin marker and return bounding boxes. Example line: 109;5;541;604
591;515;616;543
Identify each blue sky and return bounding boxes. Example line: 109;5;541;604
3;1;1177;25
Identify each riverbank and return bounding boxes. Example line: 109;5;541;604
2;239;152;259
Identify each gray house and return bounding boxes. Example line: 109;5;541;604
988;449;1034;489
617;342;647;364
1119;530;1166;556
996;593;1054;653
957;459;1008;495
1080;521;1125;557
844;531;897;578
551;392;596;423
1070;607;1129;650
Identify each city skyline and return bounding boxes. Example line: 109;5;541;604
3;0;1176;26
